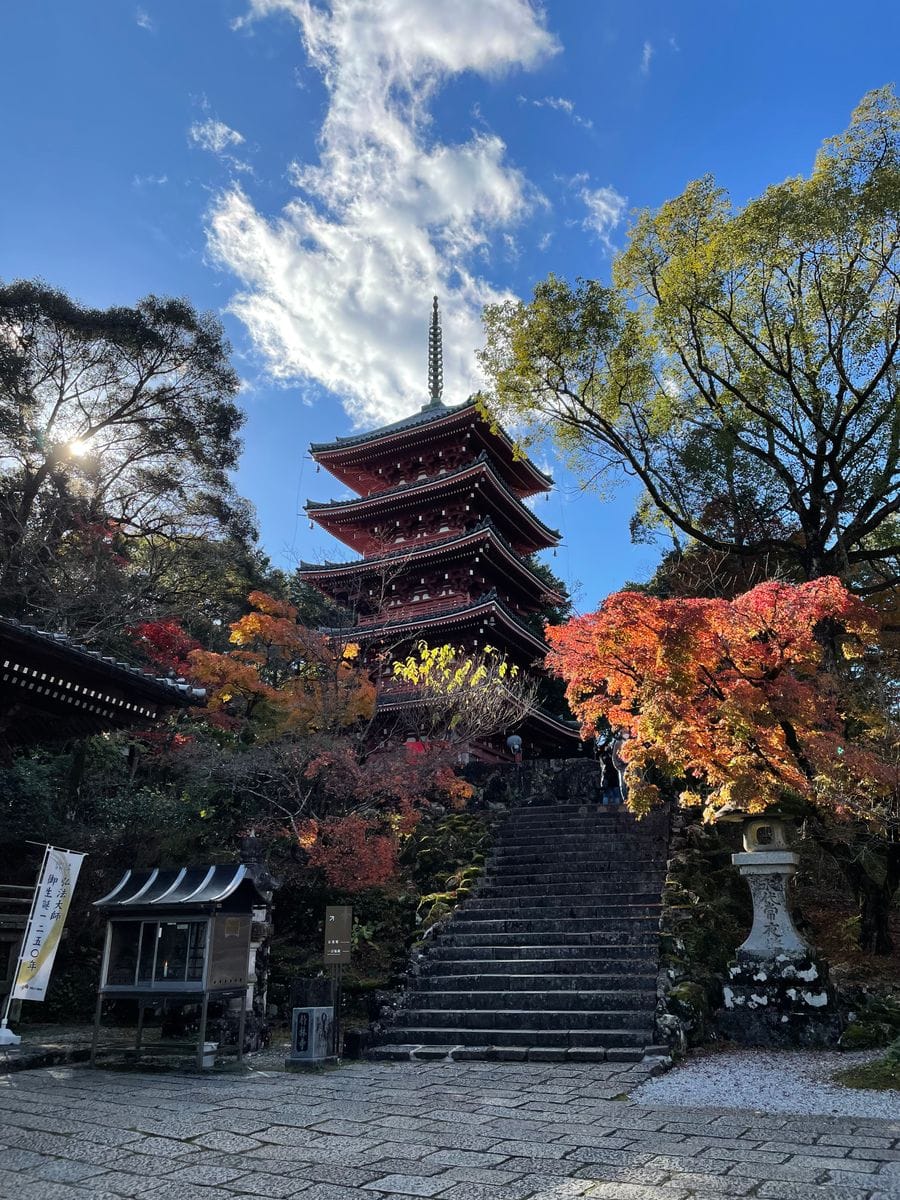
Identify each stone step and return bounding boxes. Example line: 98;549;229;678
463;894;664;910
442;929;659;948
494;820;672;830
489;851;666;867
412;988;657;1010
426;945;657;964
456;909;662;925
425;946;656;965
486;866;664;879
369;1045;649;1063
497;822;657;832
504;806;663;819
395;1007;653;1031
483;875;666;890
447;916;661;935
494;835;662;844
480;872;665;888
421;971;658;989
379;1026;651;1049
476;889;664;903
497;836;663;848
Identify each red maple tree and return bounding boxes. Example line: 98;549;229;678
131;593;475;893
546;577;896;820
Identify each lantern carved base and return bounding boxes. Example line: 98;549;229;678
715;824;842;1047
717;951;842;1047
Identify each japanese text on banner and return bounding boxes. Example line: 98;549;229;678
13;848;85;1001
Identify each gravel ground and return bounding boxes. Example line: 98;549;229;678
630;1046;899;1119
243;1041;900;1125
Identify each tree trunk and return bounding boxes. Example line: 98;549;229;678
823;836;900;956
857;872;896;956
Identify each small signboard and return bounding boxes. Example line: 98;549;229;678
323;905;352;964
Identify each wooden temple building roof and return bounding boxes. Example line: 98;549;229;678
300;520;565;614
306;453;560;555
376;684;581;754
0;615;204;750
320;590;551;664
309;398;552;499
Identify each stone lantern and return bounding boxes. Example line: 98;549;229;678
716;812;842;1046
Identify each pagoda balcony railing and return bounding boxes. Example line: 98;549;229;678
376;679;424;699
361;594;532;624
355;595;474;625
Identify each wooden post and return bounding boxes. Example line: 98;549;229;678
135;1000;145;1057
236;991;247;1065
90;993;103;1066
331;963;343;1058
197;992;209;1071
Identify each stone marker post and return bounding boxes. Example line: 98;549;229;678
717;815;841;1046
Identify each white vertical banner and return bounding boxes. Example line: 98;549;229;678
12;846;85;1002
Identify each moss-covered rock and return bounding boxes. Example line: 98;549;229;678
666;981;712;1044
657;814;751;1049
834;1037;900;1091
840;994;900;1050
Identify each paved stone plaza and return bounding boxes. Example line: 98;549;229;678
1;1060;900;1199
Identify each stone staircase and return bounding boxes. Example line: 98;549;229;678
373;801;671;1062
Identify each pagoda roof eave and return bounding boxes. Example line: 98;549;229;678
309;399;471;453
522;706;584;741
306;455;561;548
374;692;583;746
309;397;553;494
324;592;549;658
298;521;565;606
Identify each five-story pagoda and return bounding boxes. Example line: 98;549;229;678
300;299;581;758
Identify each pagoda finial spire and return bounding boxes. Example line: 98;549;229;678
427;294;443;406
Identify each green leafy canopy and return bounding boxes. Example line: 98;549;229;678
479;86;900;595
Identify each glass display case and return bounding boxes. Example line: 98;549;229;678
91;862;275;1069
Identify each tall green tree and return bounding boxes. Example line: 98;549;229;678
480;87;900;595
0;280;255;635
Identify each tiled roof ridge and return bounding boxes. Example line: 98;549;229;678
309;396;553;488
299;519;565;600
324;588;548;653
306;454;561;542
309;398;473;452
378;687;581;737
0;614;206;704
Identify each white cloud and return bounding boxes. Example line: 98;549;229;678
580;185;627;250
210;0;558;426
189;118;245;154
189;117;253;175
132;172;168;187
135;7;154;31
640;40;654;75
519;93;593;129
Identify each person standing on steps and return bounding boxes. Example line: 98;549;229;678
610;730;630;802
596;734;620;804
505;732;523;765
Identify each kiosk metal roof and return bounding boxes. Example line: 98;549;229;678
94;863;273;909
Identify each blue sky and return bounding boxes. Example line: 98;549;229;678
2;1;898;613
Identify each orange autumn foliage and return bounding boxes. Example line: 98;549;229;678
187;591;375;736
547;578;896;820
